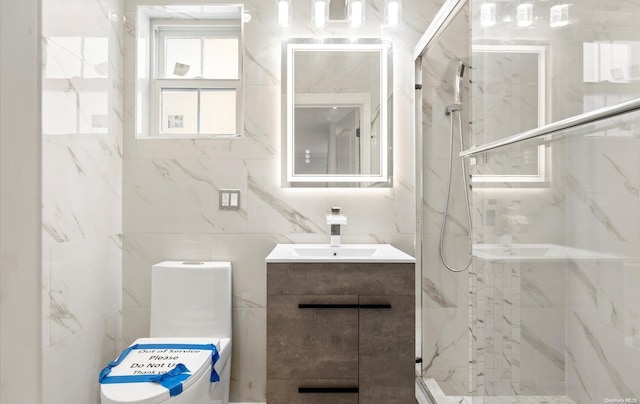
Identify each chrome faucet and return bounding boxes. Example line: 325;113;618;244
326;207;347;247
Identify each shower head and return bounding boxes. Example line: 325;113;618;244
455;61;465;105
457;61;465;79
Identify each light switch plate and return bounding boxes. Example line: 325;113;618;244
219;189;240;210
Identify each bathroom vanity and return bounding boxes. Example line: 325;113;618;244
265;244;415;404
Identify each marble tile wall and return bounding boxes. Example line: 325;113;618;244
41;0;124;403
122;0;434;401
419;4;472;396
563;129;640;403
471;258;567;397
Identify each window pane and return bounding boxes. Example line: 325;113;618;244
199;89;237;134
161;89;198;134
164;38;202;78
202;38;239;79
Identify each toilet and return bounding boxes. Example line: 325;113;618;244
100;261;232;404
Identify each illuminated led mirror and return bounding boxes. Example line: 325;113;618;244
283;39;393;187
471;44;547;185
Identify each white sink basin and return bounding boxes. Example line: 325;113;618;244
265;244;415;263
293;246;378;257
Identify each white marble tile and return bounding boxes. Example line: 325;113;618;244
122;307;150;348
231;308;266;383
124;158;248;233
48;236;122;345
422;307;470;383
520;263;566;308
42;142;122;244
519;309;565;385
43;312;120;404
423;158;472;237
565;137;640;197
566;311;640;402
245;159;400;235
422;233;472;308
41;2;123;404
209;234;277;309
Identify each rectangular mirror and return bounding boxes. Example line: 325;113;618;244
283;39;392;187
471;44;548;185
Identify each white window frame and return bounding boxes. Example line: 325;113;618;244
150;19;243;138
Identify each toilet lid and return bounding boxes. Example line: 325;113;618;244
101;337;220;404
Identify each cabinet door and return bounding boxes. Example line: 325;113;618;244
267;294;358;379
358;295;415;403
268;379;359;404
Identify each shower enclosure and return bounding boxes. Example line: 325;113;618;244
415;0;640;403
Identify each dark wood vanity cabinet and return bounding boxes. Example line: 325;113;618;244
266;263;415;404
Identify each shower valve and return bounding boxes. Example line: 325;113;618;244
445;104;461;115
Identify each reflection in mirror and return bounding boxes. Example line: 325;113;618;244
471;45;547;185
283;39;392;187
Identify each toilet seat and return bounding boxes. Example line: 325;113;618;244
101;337;231;404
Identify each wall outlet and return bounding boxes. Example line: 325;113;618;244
219;189;240;210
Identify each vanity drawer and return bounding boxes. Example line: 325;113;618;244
267;379;359;404
267;262;414;295
267;294;358;379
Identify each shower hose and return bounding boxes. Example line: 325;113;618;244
439;106;473;272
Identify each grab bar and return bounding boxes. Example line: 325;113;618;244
459;97;640;157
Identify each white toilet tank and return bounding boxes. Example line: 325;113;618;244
150;261;232;339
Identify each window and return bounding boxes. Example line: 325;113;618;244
151;20;243;137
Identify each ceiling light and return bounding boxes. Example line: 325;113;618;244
348;0;364;27
277;0;290;26
480;2;496;27
516;3;533;27
550;4;570;28
313;0;328;28
385;0;401;27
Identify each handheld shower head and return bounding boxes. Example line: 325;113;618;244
454;61;465;105
457;61;465;79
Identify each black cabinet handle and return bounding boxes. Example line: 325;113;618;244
359;304;392;309
298;303;391;309
298;304;358;309
298;387;359;394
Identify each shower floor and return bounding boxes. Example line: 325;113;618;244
420;378;577;404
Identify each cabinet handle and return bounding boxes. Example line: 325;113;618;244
359;304;392;309
298;387;359;394
298;304;391;309
298;304;358;309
